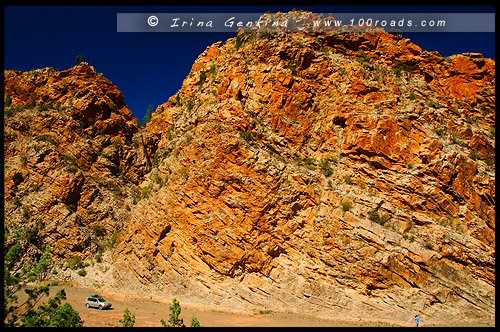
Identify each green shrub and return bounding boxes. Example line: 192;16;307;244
66;256;83;270
109;101;117;111
91;224;106;237
319;159;333;177
62;154;77;166
5;93;12;106
239;131;254;142
36;134;56;144
12;196;21;207
259;310;273;315
185;99;194;112
341;202;352;212
5;244;22;263
357;54;373;70
111;186;121;198
465;116;474;124
368;209;390;225
470;150;479;160
198;70;207;85
152;149;169;167
487;127;495;139
19;154;28;166
37;103;52;112
95;250;102;263
291;38;304;48
257;30;274;39
209;64;216;76
5;244;83;327
426;98;442;109
393;61;414;77
21;205;31;220
67;204;76;213
263;142;279;155
23;224;41;245
109;231;120;248
151;171;164;186
287;17;297;30
449;132;464;146
403;233;415;242
303;157;316;166
141;185;151;199
287;61;297;74
234;35;242;49
120;308;135;327
393;67;402;78
26;98;36;108
132;187;142;205
64;165;79;174
5;106;23;117
190;315;201;327
344;175;353;185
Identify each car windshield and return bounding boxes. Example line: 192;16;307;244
93;296;106;302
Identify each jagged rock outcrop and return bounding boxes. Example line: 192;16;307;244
4;11;495;326
4;63;153;264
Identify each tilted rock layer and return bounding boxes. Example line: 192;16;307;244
4;13;495;325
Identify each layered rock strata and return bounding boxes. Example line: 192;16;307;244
4;13;495;325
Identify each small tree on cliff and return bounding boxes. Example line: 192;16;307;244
141;105;155;127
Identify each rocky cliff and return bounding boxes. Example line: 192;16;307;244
4;64;151;266
4;12;495;326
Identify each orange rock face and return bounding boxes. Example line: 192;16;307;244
4;13;495;326
4;63;150;263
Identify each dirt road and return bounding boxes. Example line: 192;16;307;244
18;282;491;327
19;282;405;327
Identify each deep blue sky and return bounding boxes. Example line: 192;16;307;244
4;5;495;123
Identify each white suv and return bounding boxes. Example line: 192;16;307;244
85;295;112;310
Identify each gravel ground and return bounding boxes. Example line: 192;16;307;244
14;282;406;327
14;282;492;327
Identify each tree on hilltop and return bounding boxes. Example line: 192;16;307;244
75;54;85;65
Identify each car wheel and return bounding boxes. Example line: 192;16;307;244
98;305;103;310
86;303;90;308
